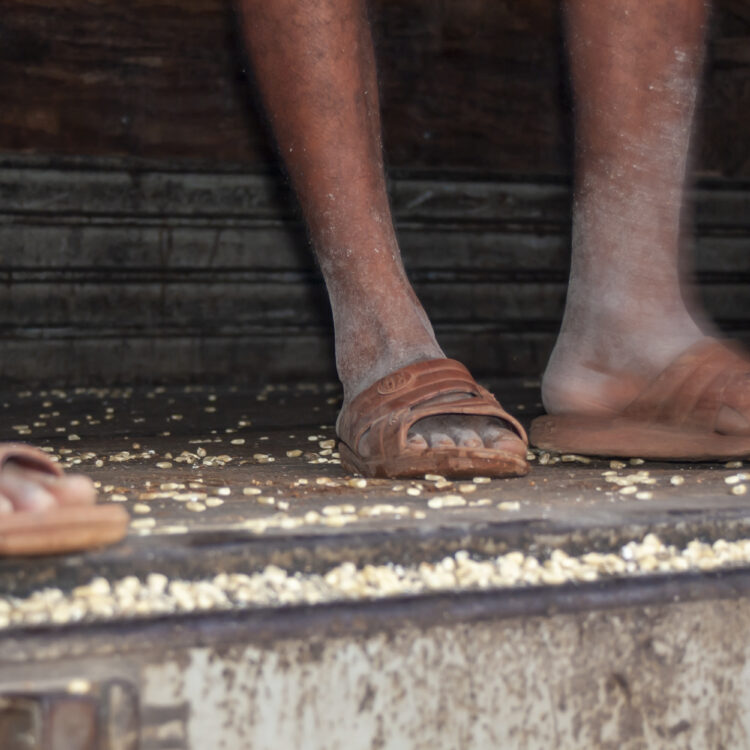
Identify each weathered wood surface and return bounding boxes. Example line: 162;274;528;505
0;1;749;175
0;157;749;385
4;385;750;750
2;382;750;598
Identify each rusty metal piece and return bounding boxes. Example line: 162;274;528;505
0;696;40;750
100;681;139;750
43;697;97;750
0;682;138;750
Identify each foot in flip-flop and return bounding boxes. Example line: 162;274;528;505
0;444;129;556
337;358;529;478
532;338;750;461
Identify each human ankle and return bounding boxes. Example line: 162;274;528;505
334;312;443;401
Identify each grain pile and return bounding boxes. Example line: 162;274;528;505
2;533;749;630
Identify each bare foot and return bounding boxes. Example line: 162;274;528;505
0;451;97;515
335;290;523;457
337;357;527;477
0;445;128;557
541;316;709;418
331;273;524;459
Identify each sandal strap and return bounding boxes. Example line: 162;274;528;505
338;358;527;455
0;443;63;477
623;339;750;432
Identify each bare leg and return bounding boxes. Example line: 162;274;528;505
542;0;721;418
239;0;522;456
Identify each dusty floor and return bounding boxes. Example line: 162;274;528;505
1;379;750;618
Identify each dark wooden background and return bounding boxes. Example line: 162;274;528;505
1;0;750;386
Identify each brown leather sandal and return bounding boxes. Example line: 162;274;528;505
337;358;529;478
0;444;129;557
530;338;750;461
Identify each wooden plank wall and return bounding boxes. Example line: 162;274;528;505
3;0;750;175
0;1;749;386
2;159;750;386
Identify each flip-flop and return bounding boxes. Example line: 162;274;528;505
530;338;750;461
0;444;129;557
337;358;529;478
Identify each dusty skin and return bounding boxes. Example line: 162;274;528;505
4;0;750;527
0;459;97;515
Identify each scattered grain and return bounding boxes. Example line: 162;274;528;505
428;494;466;509
498;501;521;512
67;679;91;695
186;501;207;512
130;518;156;530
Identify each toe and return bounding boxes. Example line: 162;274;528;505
0;474;57;512
716;405;750;436
0;493;12;514
448;427;483;449
485;425;524;453
490;435;524;454
406;432;429;451
429;432;456;449
8;467;97;506
46;474;98;506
